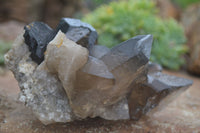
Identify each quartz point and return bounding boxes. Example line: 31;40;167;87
4;18;192;125
128;71;192;120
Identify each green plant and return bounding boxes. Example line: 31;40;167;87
83;0;188;70
0;40;12;65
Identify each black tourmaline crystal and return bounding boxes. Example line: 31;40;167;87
24;22;54;64
56;18;98;50
24;18;98;64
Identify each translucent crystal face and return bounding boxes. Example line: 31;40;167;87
4;18;192;125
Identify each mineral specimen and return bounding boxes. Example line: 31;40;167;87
4;18;192;125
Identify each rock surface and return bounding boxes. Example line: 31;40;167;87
4;31;74;125
4;19;192;125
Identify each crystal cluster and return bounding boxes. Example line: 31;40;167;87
4;18;192;125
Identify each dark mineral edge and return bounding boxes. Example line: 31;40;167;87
24;22;54;64
55;18;98;50
24;18;97;64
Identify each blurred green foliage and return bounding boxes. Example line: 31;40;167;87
0;40;12;65
173;0;200;9
83;0;188;70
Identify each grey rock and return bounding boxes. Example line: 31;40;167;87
5;31;73;125
24;63;73;125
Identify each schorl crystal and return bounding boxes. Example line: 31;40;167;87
24;18;98;64
23;22;54;64
56;18;98;50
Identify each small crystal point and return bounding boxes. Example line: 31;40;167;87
101;35;152;71
128;71;192;120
